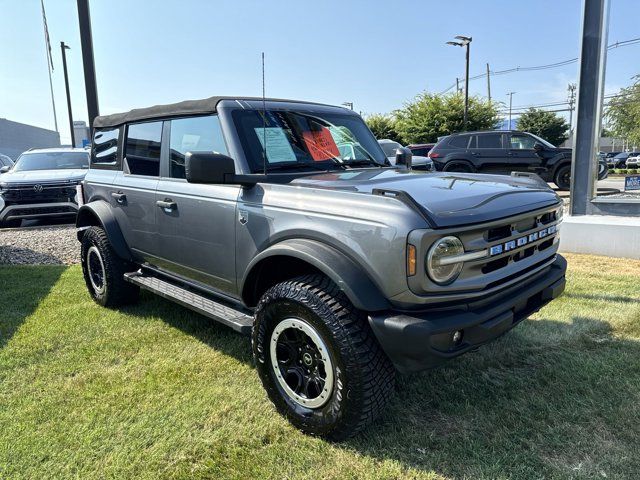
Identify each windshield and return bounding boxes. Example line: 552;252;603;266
529;134;556;149
13;151;89;172
614;152;629;159
379;141;402;157
232;109;386;173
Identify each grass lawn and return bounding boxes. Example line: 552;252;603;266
1;254;639;479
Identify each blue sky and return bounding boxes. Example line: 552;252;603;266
1;0;639;144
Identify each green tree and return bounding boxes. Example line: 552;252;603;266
365;114;402;143
516;108;569;146
393;92;500;144
605;76;640;145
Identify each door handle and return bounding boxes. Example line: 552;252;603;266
471;152;479;156
111;192;127;204
156;199;177;211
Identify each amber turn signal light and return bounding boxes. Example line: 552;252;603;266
407;244;417;276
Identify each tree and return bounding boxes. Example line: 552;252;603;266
516;108;569;146
605;76;640;146
393;92;500;144
365;114;402;143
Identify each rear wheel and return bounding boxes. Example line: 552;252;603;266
81;226;139;307
443;161;475;173
252;274;395;440
554;164;571;190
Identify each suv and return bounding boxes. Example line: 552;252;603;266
427;130;607;190
0;147;89;228
609;151;640;169
77;97;566;439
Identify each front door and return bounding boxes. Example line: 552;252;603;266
154;114;240;295
507;133;543;172
109;120;163;263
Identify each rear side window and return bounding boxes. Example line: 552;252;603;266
168;115;228;179
91;127;120;169
125;121;163;176
476;134;503;149
448;135;470;148
411;147;430;156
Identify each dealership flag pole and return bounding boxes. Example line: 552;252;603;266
40;0;59;133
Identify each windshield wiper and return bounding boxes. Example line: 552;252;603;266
341;158;383;168
266;162;344;173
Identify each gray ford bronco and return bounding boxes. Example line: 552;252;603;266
77;96;566;439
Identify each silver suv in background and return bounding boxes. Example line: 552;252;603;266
0;147;89;227
378;139;433;170
77;96;566;439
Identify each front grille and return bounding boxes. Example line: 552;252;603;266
2;183;77;205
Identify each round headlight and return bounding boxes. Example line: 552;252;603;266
426;236;464;285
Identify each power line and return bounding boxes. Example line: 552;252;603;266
439;36;640;95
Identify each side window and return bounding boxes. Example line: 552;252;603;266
510;134;537;149
448;135;470;148
91;127;120;169
477;134;503;149
125;121;163;176
169;115;228;179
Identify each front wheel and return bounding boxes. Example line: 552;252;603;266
554;164;572;190
252;274;395;440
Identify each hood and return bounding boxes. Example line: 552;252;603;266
0;169;88;184
290;169;561;228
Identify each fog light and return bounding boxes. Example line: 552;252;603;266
452;330;463;346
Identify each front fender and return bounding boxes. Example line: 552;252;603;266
76;200;133;261
242;238;390;312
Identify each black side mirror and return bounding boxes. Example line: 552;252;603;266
533;142;545;152
185;152;236;184
0;166;10;174
395;147;413;169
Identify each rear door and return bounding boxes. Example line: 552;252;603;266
155;114;240;295
110;121;162;262
468;133;506;173
507;133;543;172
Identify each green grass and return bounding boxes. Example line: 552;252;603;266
1;254;639;479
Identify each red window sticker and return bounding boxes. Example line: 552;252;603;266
302;127;340;161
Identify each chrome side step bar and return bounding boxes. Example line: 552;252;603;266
124;272;253;335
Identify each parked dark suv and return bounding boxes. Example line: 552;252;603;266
428;130;607;190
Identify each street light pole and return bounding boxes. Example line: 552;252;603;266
446;35;472;130
76;0;99;129
507;92;516;129
60;41;76;147
341;102;353;110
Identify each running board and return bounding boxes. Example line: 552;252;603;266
124;272;253;335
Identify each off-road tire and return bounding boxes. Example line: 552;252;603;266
554;164;571;190
443;161;475;173
252;274;396;440
81;226;139;307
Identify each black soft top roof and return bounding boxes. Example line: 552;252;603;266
93;96;335;129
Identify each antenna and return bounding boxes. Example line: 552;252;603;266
262;52;267;176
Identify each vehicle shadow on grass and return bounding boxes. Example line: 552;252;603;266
344;316;640;478
0;265;66;349
120;290;253;365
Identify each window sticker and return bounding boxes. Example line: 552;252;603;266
254;127;297;163
302;126;340;161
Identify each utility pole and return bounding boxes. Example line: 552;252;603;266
446;35;472;129
507;92;516;129
60;42;76;147
456;77;460;93
486;63;491;104
341;102;353;110
77;0;99;129
567;83;577;130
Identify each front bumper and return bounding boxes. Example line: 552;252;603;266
368;255;567;373
0;201;78;222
